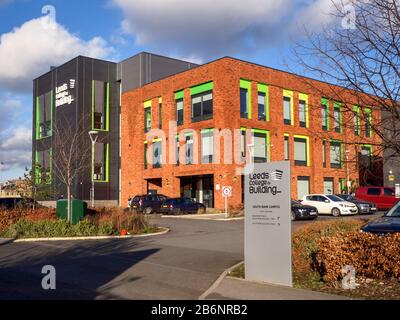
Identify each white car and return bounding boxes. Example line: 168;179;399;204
301;194;358;217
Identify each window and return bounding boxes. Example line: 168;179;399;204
284;136;289;160
297;177;310;200
93;81;109;131
144;143;148;170
367;188;380;196
294;137;308;166
354;106;360;135
322;141;327;168
323;178;335;195
334;105;341;133
153;140;162;168
144;107;152;133
176;136;180;165
201;130;214;164
93;142;108;181
176;99;184;126
322;100;329;130
36;91;52;139
361;146;372;169
258;92;266;121
240;80;251;119
252;130;269;163
241;129;246;162
384;188;395;196
159;103;162;129
330;141;342;169
284;96;292;125
186;134;194;165
35;149;51;184
240;88;249;119
365;110;372;138
299;100;307;127
192;91;213;122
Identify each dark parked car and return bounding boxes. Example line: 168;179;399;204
0;197;38;210
361;202;400;234
130;194;168;214
159;198;206;215
335;194;377;214
291;200;318;221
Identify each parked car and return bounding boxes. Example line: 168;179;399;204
0;197;38;210
159;198;206;215
130;194;169;214
361;201;400;234
301;194;358;217
355;186;399;210
335;194;377;214
291;200;318;221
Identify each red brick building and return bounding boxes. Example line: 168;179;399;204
121;57;381;210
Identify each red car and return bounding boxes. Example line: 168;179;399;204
355;187;399;210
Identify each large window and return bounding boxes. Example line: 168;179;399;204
93;142;108;181
252;130;269;163
284;96;292;125
192;91;213;122
176;99;184;126
294;136;309;166
323;178;335;195
36;91;52;139
144;106;152;133
258;83;268;121
330;141;342;169
334;103;341;133
201;129;214;164
153;140;162;168
361;145;372;169
240;80;251;119
35;149;51;184
93;81;109;131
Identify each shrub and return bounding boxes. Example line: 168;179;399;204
313;232;400;283
0;208;56;233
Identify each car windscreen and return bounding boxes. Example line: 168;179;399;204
326;195;345;202
385;203;400;217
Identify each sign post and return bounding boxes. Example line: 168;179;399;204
244;161;292;287
222;186;232;219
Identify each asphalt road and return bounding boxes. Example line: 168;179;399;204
0;212;383;300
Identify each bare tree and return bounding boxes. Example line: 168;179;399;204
292;0;400;177
51;114;91;223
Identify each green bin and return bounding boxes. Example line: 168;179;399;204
56;199;87;225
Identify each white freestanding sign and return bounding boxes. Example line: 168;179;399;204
245;161;292;287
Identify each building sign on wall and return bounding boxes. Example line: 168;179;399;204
245;161;292;287
55;79;75;107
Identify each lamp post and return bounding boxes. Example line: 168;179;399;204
345;149;351;193
89;130;99;208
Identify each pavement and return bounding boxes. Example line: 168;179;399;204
0;213;377;300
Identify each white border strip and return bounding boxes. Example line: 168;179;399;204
11;227;169;243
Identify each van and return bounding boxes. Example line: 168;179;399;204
355;187;399;210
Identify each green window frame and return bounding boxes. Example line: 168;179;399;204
175;90;184;126
364;108;372;138
92;81;110;131
191;82;213;123
35;149;52;185
92;143;109;182
240;79;252;119
361;144;373;169
36;91;53;140
257;83;269;122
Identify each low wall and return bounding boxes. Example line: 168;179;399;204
38;200;120;209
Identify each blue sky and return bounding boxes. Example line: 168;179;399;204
0;0;338;182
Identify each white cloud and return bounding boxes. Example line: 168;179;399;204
0;15;114;92
112;0;293;59
0;127;31;173
1;127;31;150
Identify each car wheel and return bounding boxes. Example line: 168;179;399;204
144;207;153;215
197;207;206;215
291;211;296;221
332;208;341;217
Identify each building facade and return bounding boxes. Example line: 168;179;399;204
121;57;382;210
32;52;197;206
